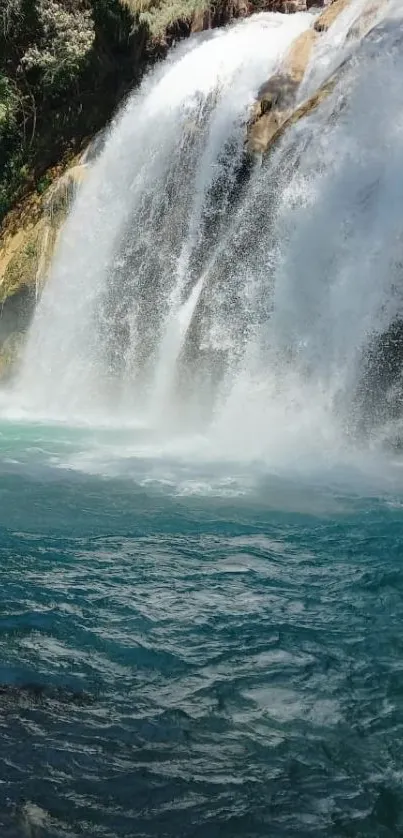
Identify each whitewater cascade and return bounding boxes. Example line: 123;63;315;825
11;1;403;462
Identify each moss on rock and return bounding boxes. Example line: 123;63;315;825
0;331;26;381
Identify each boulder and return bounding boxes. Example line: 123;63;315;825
247;29;318;153
314;0;351;32
313;0;384;33
247;0;385;155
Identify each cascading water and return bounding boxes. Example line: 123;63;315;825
13;12;312;424
10;0;403;466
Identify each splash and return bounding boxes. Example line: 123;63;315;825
9;1;403;469
14;12;311;420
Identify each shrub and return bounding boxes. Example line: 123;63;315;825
20;0;95;95
124;0;209;37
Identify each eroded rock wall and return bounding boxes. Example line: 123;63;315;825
247;0;386;154
0;160;87;378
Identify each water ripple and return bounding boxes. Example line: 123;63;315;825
0;465;403;836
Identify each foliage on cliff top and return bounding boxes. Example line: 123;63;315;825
0;0;143;223
0;0;266;224
124;0;208;36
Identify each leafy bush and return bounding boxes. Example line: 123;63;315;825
0;0;141;220
0;0;259;222
21;0;95;93
125;0;208;37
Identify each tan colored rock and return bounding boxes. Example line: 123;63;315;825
0;159;87;378
0;229;29;293
263;75;336;150
285;28;318;82
314;0;351;32
0;162;87;304
247;0;386;156
44;165;87;219
248;29;318;154
0;222;44;305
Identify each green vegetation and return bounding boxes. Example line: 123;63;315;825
125;0;209;37
0;0;144;222
0;0;267;224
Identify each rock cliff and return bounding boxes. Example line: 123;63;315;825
247;0;385;154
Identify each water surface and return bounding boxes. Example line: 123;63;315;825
0;422;402;837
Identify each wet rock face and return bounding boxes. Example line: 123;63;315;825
246;1;343;155
247;28;318;154
247;0;386;156
314;0;352;31
0;160;87;380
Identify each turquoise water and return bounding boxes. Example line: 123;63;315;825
1;422;403;836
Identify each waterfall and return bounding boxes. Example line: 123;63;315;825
10;1;403;464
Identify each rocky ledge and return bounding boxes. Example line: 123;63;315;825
247;0;386;154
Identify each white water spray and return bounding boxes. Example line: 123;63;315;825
15;12;311;420
9;1;403;468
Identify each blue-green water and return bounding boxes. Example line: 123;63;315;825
1;422;403;837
